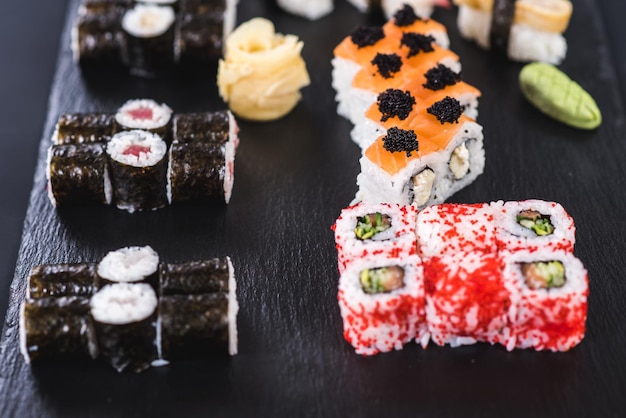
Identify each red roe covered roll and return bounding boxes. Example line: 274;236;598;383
332;202;418;274
338;255;428;355
503;249;588;351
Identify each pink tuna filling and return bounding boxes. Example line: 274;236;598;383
127;107;154;121
123;145;151;157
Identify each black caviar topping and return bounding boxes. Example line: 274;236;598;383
350;26;385;48
400;32;435;58
371;53;403;79
423;64;462;91
383;127;419;157
377;89;416;122
393;4;424;27
427;96;463;124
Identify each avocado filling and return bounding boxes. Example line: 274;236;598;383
355;212;392;240
359;266;405;294
516;210;555;236
521;260;566;290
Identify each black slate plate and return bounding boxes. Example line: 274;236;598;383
1;0;626;416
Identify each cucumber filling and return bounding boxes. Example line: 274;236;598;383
354;212;392;240
359;266;405;294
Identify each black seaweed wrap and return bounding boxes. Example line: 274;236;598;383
125;24;175;77
159;258;230;295
490;0;517;54
177;12;225;64
28;263;99;299
93;311;158;373
55;113;116;144
76;10;128;67
48;143;111;206
22;296;98;362
159;293;229;360
108;151;168;212
179;0;225;15
169;112;231;203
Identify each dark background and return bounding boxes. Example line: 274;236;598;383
1;0;625;416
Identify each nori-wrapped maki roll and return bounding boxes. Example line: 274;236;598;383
52;112;116;145
79;0;132;14
20;296;98;363
90;283;158;372
106;130;168;212
72;5;128;68
159;256;232;295
167;111;238;204
122;4;176;77
159;293;232;360
114;99;173;141
97;245;160;290
46;143;113;207
176;12;224;65
28;263;99;299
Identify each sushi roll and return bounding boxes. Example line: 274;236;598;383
72;3;129;68
114;98;173;140
453;0;572;64
90;283;159;372
332;202;418;274
46;143;113;207
423;252;514;349
491;199;576;253
347;0;448;20
167;111;238;204
20;296;98;364
338;255;428;355
355;112;485;207
276;0;334;20
175;11;224;65
503;249;588;351
106;130;168;212
416;202;497;258
122;3;176;77
97;245;160;289
52;113;116;145
159;256;233;295
27;263;99;299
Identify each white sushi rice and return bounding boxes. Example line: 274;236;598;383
338;255;428;355
97;245;159;284
502;249;588;351
382;0;436;19
18;302;30;364
90;283;158;325
456;5;567;64
277;0;334;20
226;256;239;355
115;99;172;131
122;4;175;39
107;130;167;168
492;199;576;252
223;111;239;204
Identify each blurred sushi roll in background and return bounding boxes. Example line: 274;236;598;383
276;0;334;20
20;248;239;372
106;130;169;212
453;0;572;64
347;0;451;20
167;110;238;204
71;0;238;75
332;200;589;355
45;100;238;212
46;143;113;207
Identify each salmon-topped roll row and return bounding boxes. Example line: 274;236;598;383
331;5;484;208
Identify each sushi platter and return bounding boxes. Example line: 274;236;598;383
1;0;626;416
